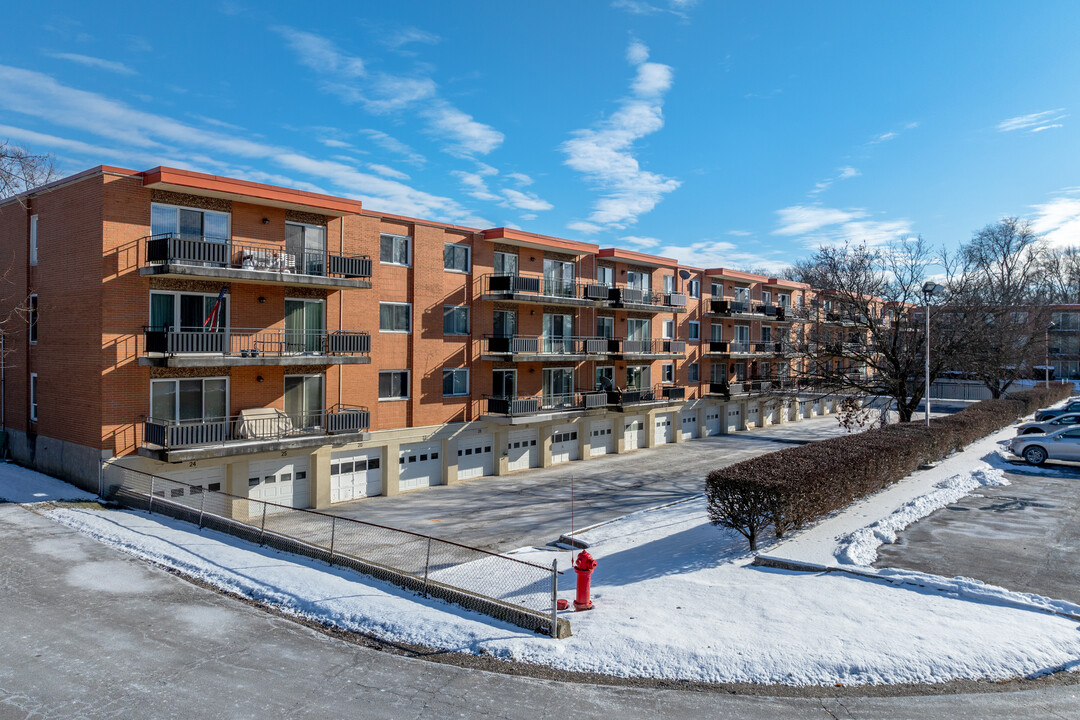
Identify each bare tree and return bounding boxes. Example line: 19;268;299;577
1041;245;1080;304
0;141;56;204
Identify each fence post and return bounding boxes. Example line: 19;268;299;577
422;537;432;597
198;489;206;529
328;516;336;566
550;559;559;639
259;503;267;545
148;476;155;514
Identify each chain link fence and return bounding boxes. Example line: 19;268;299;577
100;463;569;638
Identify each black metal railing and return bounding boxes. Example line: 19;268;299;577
484;390;607;416
707;340;782;354
609;287;687;308
143;233;372;279
484;273;599;301
483;335;612;356
615;338;687;355
143;405;369;450
144;327;370;357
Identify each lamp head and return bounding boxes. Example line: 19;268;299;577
921;281;940;296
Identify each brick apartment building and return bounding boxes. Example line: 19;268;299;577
0;165;864;513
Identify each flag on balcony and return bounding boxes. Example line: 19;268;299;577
204;286;227;331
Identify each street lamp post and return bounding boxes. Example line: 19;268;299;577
922;281;940;427
1046;322;1057;388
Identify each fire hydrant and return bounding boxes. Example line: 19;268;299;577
573;551;598;611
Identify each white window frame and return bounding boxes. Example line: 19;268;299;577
661;362;675;384
597;316;615;338
149;290;231;331
688;321;700;341
379;302;412;333
626;270;650;292
688;362;699;383
30;372;37;421
29;294;37;344
663;275;675;294
762;290;772;306
149;376;229;423
442;368;469;397
493;251;518;276
443;243;471;273
662;319;675;340
379;233;412;267
443;305;470;335
710;282;723;298
378;370;410;400
150;202;232;240
687;279;700;298
597;265;615;286
29;214;38;266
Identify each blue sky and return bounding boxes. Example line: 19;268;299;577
3;1;1080;271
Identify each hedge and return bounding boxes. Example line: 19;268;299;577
706;383;1074;550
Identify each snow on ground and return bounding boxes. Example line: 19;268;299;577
0;462;96;503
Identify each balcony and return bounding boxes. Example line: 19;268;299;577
705;341;782;357
606;384;685;408
140;234;373;289
484;391;608;420
141;328;371;367
481;335;612;361
707;379;796;398
140;405;369;462
706;298;765;318
609;338;687;359
481;273;606;308
608;286;688;313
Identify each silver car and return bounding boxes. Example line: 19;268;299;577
1009;426;1080;466
1015;412;1080;435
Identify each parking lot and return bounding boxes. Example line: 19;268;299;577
875;447;1080;605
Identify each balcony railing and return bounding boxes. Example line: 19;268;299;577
483;273;599;302
143;405;369;450
615;339;687;355
605;384;684;405
707;341;782;354
608;287;688;308
485;390;607;417
144;327;370;357
143;233;372;279
483;335;612;356
708;379;796;397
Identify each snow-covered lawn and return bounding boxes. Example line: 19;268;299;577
10;415;1080;686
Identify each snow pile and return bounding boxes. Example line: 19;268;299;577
0;462;97;503
835;468;1009;566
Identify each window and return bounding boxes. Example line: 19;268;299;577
542;367;574;408
627;365;649;390
493;251;518;276
761;326;772;342
732;286;750;303
597;266;615;286
30;373;37;421
762;290;772;306
688;321;700;341
688;279;700;298
284;375;323;423
151;203;230;242
286;222;327;276
710;322;723;342
379;302;411;332
443;306;469;335
442;368;469;396
492;369;516;398
29;215;38;266
29;294;37;344
150;291;229;333
627;270;650;292
597;316;614;338
627;318;650;341
595;366;614;391
285;298;324;353
663;275;675;293
778;293;790;308
444;243;470;273
379;370;409;400
711;282;723;298
688;363;699;383
543;258;575;297
150;377;227;424
661;363;674;383
662;319;675;339
379;233;411;266
493;310;516;337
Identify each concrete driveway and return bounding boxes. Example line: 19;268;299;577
875;450;1080;605
327;415;872;553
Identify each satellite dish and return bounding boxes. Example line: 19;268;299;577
678;269;691;280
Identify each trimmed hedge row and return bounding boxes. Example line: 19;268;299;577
706;383;1074;550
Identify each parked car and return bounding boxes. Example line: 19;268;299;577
1034;400;1080;422
1009;426;1080;466
1016;412;1080;435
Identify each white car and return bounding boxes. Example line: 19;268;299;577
1015;412;1080;435
1009;426;1080;466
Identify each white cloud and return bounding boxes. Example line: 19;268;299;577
619;235;662;248
612;0;696;17
567;220;604;235
808;166;860;197
561;41;680;231
773;204;912;248
45;52;136;76
654;239;792;274
452;168;500;202
838;166;860;179
1031;190;1080;248
383;27;440;49
367;163;410;181
870;131;897;144
1031;124;1063;133
273;28;365;78
997;108;1067;133
500;188;553;212
422;101;504;156
359;129;426;165
774;206;866;236
726;229;752;236
319;138;352;149
506;172;533;186
626;39;650;65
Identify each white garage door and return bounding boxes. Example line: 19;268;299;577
680;409;698;440
654;413;674;445
507;429;539;472
399;442;442;491
590;419;614;456
249;457;311;514
624;416;646;451
162;465;226;495
746;403;760;428
457;434;494;480
704;409;722;437
330;449;383;503
726;405;742;433
813;398;823;415
551;423;580;464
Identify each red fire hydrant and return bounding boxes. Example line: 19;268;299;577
573;551;598;611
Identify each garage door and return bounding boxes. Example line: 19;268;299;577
746;403;760;428
249;457;311;514
813;398;823;415
457;434;494;480
330;449;383;503
157;466;226;508
704;409;722;437
551;423;580;464
624;415;646;451
654;413;674;445
726;405;742;433
590;419;614;456
679;409;698;440
399;442;442;491
507;429;539;472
